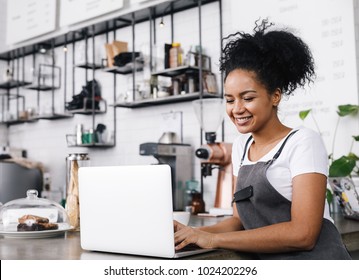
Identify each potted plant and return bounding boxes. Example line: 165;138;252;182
299;104;359;177
300;104;359;214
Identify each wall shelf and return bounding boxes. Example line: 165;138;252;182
34;113;73;120
67;98;107;115
102;63;144;74
114;92;220;108
26;64;62;92
25;85;59;91
0;81;32;90
151;65;210;77
75;63;103;70
67;143;115;148
67;109;106;115
0;118;38;126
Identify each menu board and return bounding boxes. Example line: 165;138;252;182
230;0;358;156
60;0;124;27
6;0;56;44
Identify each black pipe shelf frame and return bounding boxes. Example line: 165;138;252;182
65;25;115;148
0;0;223;149
111;0;223;108
0;49;35;126
26;40;73;121
0;93;38;125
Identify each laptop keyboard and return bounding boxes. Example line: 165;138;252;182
175;244;202;253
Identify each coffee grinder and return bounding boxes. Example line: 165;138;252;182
139;142;192;211
192;99;234;210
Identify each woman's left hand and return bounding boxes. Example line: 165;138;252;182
174;220;215;250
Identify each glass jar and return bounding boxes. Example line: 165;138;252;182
65;153;90;230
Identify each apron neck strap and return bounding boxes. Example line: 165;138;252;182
272;130;298;161
240;135;253;166
240;130;299;166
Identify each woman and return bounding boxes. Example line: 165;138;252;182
174;20;351;259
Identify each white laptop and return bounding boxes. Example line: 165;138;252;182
78;164;214;258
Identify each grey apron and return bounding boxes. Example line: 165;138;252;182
233;131;352;260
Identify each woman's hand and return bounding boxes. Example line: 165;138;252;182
173;220;215;250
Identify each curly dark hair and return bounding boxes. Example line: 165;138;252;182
220;19;315;96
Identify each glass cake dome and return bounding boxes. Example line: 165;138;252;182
0;189;71;235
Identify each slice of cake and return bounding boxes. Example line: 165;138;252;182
17;214;58;231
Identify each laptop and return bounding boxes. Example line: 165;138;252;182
78;164;214;258
328;177;359;221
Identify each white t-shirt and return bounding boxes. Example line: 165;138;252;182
232;126;333;222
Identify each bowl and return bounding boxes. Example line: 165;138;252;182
173;211;190;225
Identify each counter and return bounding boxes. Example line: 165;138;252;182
0;214;358;260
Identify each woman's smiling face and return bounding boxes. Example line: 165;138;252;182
224;69;281;135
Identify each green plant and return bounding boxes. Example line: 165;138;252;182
299;104;359;177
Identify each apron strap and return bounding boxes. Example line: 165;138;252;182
240;130;299;166
271;130;298;161
240;135;253;167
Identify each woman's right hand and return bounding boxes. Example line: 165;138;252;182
174;220;215;250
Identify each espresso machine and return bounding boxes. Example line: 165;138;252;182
192;99;234;209
139;142;192;210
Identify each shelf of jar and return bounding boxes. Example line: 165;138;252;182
113;92;220;108
0;80;32;89
151;65;211;77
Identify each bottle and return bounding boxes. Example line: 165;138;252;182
191;192;205;214
172;78;179;95
76;124;83;145
169;42;183;68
